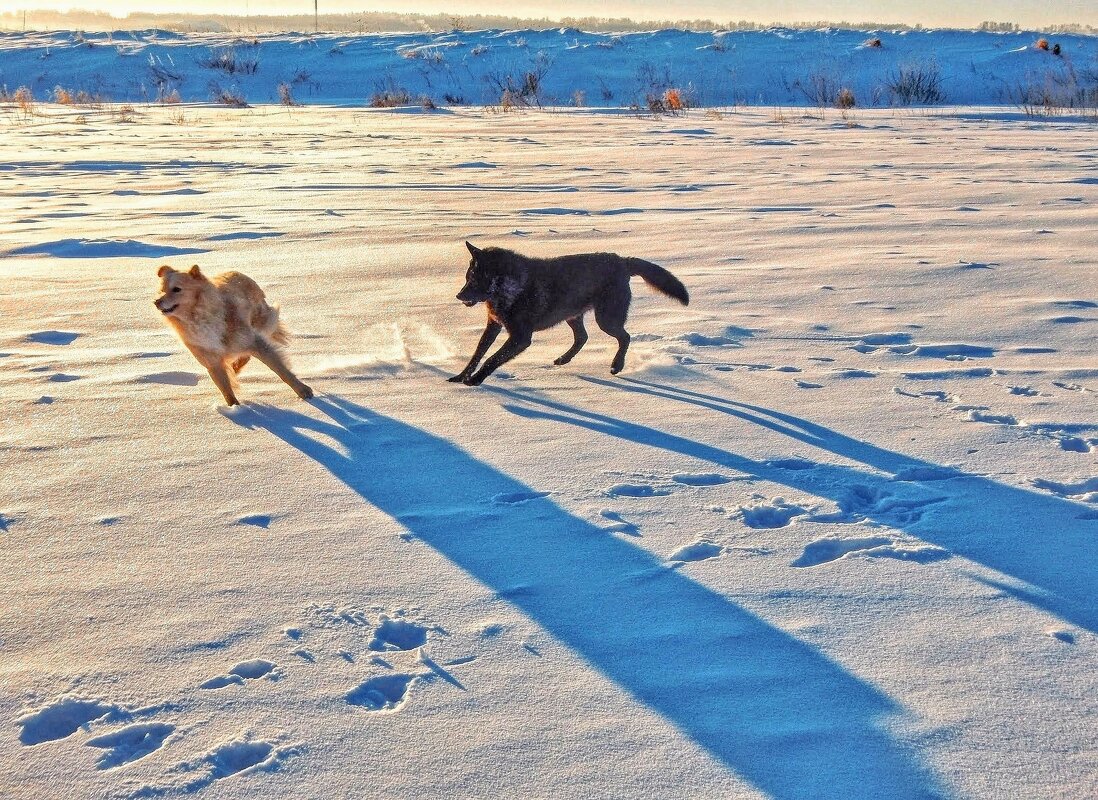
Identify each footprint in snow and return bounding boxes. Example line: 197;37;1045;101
965;408;1019;426
671;473;731;486
346;674;419;712
86;722;175;769
368;616;430;652
1031;477;1098;503
205;739;280;779
791;536;951;567
17;697;125;746
669;540;722;563
606;483;671;498
200;659;278;690
740;497;807;529
599;509;640;535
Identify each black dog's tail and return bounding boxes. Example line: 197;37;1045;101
624;258;689;305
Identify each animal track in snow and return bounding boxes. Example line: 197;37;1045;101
208;739;276;777
599;509;640;535
606;482;671;498
1052;382;1088;393
17;697;123;745
671;472;731;486
813;484;946;525
85;722;175;769
346;674;418;712
200;658;277;689
1031;477;1098;503
740;497;807;528
791;536;951;567
668;540;722;563
965;408;1020;426
1058;436;1096;453
833;369;877;379
368;616;430;651
894;387;958;403
492;490;551;504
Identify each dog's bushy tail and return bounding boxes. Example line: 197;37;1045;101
256;302;290;346
624;258;689;305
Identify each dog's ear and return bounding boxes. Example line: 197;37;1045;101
188;265;203;279
465;241;481;258
157;265;172;278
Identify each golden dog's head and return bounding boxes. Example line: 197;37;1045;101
154;265;205;317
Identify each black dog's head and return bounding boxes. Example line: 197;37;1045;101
457;241;516;307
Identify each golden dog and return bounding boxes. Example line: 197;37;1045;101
154;265;313;406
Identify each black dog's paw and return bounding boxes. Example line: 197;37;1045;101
447;373;469;383
463;373;487;386
610;366;623;375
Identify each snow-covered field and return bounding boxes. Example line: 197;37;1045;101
1;27;1097;108
1;104;1096;799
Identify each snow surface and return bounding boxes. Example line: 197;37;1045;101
1;103;1096;799
0;27;1096;107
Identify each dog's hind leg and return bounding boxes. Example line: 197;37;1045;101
252;338;314;400
554;315;589;366
449;319;502;382
594;290;631;375
464;329;533;386
231;355;251;374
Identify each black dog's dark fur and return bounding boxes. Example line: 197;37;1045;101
450;242;689;385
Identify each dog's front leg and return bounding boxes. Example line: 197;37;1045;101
464;330;532;386
449;319;502;382
206;361;240;406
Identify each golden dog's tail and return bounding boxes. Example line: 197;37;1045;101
255;302;290;346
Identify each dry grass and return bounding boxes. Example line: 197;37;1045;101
369;88;411;108
110;104;137;123
835;87;856;109
278;82;300;107
212;87;249;108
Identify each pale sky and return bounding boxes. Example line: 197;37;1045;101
4;1;1097;28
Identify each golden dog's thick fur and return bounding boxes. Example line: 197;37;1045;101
154;264;312;406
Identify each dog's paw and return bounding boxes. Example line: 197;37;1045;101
297;385;315;400
610;366;623;375
447;374;468;383
463;374;486;386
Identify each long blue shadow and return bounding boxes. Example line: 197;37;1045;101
499;376;1097;633
229;395;946;800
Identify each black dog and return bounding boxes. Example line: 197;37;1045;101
450;242;689;385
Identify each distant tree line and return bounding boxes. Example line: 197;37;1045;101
0;9;1094;35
